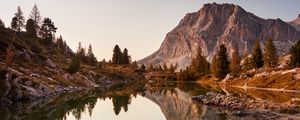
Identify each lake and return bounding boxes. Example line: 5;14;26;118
1;81;300;120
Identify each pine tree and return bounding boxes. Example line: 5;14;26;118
122;48;130;64
190;47;210;77
131;61;138;69
252;39;264;69
26;19;36;37
11;17;18;31
56;35;64;52
39;18;57;44
163;63;168;72
0;19;4;28
230;43;241;76
140;64;146;72
87;44;97;65
13;6;25;32
112;45;122;64
147;64;154;72
77;42;87;62
29;4;42;33
242;55;254;71
216;44;230;79
169;64;175;73
263;37;278;68
289;40;300;68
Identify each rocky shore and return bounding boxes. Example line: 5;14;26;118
192;92;300;118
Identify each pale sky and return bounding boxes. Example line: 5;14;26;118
0;0;300;61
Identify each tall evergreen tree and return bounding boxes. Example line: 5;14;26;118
215;44;230;79
263;37;278;68
112;45;122;64
230;43;241;76
39;18;57;44
169;64;176;73
56;35;64;52
87;44;97;65
11;17;18;31
0;19;4;28
131;61;138;69
77;42;86;62
242;55;254;71
163;63;169;72
289;40;300;68
26;19;36;37
122;48;130;64
140;64;146;72
29;4;42;33
147;64;155;72
191;47;210;77
252;39;264;69
13;6;25;32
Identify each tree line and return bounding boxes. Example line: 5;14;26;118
178;37;300;80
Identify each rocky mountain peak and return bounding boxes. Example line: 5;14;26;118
140;3;300;70
289;14;300;31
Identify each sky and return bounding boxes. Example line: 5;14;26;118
0;0;300;61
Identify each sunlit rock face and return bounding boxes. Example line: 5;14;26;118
289;14;300;31
140;3;300;70
144;88;201;120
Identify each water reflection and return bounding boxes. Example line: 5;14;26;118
1;81;300;120
112;95;131;115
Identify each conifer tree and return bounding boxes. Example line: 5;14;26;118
87;44;97;65
242;55;254;71
122;48;130;64
289;40;300;68
56;36;64;52
191;47;210;77
263;37;278;68
26;19;36;37
252;39;264;69
147;64;154;72
11;17;18;31
112;45;122;64
163;63;168;72
169;64;176;73
39;18;57;44
140;64;146;72
230;43;241;76
77;42;87;62
215;44;230;79
0;19;4;28
13;6;25;32
29;4;42;33
131;61;138;69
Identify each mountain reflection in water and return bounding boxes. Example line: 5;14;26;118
1;81;300;120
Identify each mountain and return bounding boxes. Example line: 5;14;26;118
289;14;300;31
139;3;300;70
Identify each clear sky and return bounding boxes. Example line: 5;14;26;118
0;0;300;61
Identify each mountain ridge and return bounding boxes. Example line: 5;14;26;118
139;3;300;70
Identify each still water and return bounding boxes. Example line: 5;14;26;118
1;81;300;120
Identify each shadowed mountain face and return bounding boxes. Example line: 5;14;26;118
140;3;300;69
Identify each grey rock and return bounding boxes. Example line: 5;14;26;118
140;3;300;70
